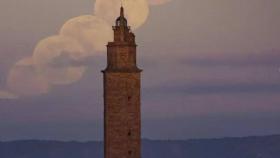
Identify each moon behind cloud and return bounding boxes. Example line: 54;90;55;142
60;15;113;53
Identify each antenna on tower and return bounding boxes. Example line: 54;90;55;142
120;0;125;17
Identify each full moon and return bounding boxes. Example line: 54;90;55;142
94;0;149;30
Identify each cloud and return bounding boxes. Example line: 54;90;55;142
140;50;280;93
7;57;50;96
33;36;87;85
49;52;96;68
29;15;112;88
180;50;280;67
145;83;280;96
0;90;18;99
94;0;149;30
60;15;113;53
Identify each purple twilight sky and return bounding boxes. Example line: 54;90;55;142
0;0;280;141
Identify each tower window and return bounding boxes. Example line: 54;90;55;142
128;130;132;136
128;96;131;101
128;150;132;155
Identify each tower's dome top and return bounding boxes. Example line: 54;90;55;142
115;6;128;27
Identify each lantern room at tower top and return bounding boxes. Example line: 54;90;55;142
110;6;136;44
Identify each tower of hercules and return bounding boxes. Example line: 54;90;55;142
102;6;142;158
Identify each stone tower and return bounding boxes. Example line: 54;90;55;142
102;6;142;158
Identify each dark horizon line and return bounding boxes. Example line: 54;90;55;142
1;133;280;143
